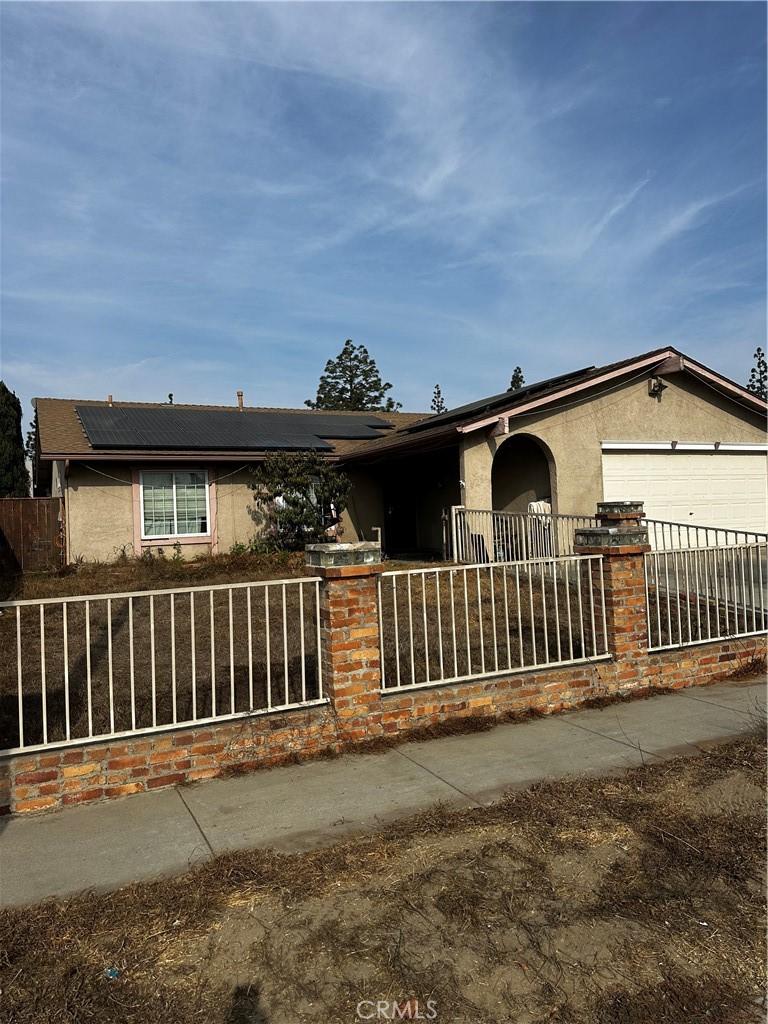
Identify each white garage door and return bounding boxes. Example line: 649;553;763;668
602;447;768;534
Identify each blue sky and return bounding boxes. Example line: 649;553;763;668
1;2;765;419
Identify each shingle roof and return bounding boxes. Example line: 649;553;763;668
337;346;766;464
34;397;428;461
35;346;763;465
407;363;597;432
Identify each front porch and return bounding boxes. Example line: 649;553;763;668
343;431;558;559
343;444;462;559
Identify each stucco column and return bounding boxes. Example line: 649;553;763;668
459;433;493;512
574;502;650;678
305;542;384;741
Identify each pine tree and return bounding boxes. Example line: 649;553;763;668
431;384;446;414
747;347;767;401
305;339;401;411
0;381;31;497
25;411;38;462
509;367;526;392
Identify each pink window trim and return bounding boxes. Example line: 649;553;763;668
131;467;218;556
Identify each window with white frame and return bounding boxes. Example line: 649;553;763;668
140;470;209;538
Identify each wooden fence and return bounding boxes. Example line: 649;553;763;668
0;498;65;574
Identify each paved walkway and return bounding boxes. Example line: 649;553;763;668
2;678;764;907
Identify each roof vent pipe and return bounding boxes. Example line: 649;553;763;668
107;394;113;406
236;390;244;412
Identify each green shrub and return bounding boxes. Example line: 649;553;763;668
249;452;350;551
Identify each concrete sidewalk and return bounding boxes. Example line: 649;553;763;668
2;677;764;907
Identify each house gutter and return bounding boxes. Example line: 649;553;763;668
38;451;340;463
601;441;768;452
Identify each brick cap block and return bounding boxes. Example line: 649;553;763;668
574;525;649;550
306;541;382;569
596;500;645;518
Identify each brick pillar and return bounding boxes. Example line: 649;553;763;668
305;541;384;742
574;501;650;683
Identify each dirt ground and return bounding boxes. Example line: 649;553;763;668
1;730;765;1024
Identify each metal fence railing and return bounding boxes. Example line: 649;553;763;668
0;577;325;755
378;554;610;692
450;507;768;563
450;507;599;564
644;543;768;651
643;519;767;551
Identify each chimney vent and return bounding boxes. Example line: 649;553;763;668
107;394;113;406
236;390;244;412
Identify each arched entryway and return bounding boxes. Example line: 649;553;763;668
492;434;554;513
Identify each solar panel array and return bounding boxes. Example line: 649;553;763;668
76;405;395;451
406;365;597;432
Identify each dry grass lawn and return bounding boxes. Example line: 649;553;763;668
1;730;765;1024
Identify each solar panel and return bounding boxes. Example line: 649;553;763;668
76;406;394;451
406;365;597;432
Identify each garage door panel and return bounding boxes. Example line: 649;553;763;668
602;451;768;533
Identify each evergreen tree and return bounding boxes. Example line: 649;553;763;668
508;366;526;392
249;451;351;550
305;339;401;411
0;382;30;497
747;347;767;401
25;411;38;462
430;384;446;414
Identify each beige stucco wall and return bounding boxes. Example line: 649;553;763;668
214;467;259;552
64;463;262;563
65;464;135;562
460;372;766;515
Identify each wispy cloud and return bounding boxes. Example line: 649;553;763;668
1;3;764;415
585;176;653;249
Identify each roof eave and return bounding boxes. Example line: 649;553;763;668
458;350;678;434
678;355;767;413
38;451;343;463
457;349;765;434
337;427;461;465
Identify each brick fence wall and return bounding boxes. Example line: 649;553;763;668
1;509;764;816
2;706;338;815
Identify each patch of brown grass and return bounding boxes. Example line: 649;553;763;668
6;549;310;602
727;651;767;681
593;973;758;1024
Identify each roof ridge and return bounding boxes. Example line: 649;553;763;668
36;396;426;417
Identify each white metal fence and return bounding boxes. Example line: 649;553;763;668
450;507;599;564
0;577;325;755
643;519;768;551
378;554;609;692
644;543;768;650
450;507;768;564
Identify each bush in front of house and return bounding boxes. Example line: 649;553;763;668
248;451;351;551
